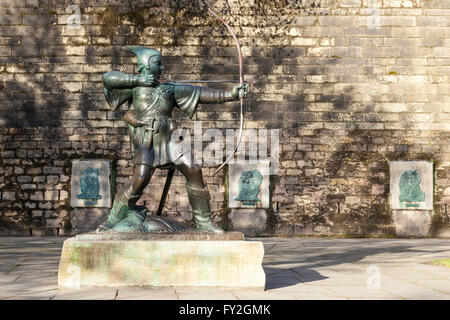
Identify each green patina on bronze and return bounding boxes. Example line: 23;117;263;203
399;170;425;208
96;45;248;234
235;169;263;206
77;167;102;205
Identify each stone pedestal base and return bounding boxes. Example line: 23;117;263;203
58;232;265;289
392;210;432;237
70;208;109;234
230;208;268;236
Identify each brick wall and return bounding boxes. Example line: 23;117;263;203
0;0;449;236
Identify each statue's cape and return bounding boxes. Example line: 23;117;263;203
104;87;133;111
174;84;201;119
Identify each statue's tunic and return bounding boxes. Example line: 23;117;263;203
103;71;217;168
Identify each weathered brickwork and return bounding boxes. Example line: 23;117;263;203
0;0;449;236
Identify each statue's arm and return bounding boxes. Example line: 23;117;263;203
173;84;247;119
102;71;152;111
198;87;236;104
102;71;139;90
199;84;248;104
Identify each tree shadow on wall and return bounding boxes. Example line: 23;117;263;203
0;4;69;233
0;5;70;128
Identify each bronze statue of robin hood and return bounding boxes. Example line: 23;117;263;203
96;46;248;234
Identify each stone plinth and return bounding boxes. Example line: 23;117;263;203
230;209;268;236
70;208;109;234
228;161;271;236
75;231;245;241
392;210;432;237
389;161;434;237
58;232;265;289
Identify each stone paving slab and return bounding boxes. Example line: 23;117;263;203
115;287;178;300
324;285;404;299
231;290;296;300
379;276;450;300
175;288;238;300
1;290;58;300
52;288;118;300
0;276;58;295
264;283;337;300
0;237;449;300
412;280;450;294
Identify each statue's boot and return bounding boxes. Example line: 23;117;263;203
96;188;139;232
187;184;224;234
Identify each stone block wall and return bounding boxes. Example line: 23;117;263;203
0;0;449;236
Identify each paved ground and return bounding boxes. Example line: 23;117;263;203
0;237;449;300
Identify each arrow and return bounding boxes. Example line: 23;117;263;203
160;79;255;84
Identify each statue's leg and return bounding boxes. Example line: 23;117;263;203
97;146;154;232
175;156;224;234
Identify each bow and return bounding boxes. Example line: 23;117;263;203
208;5;245;177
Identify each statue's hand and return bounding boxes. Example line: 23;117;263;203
136;74;157;87
231;83;248;100
123;110;147;127
135;120;147;127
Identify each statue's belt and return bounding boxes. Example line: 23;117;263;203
134;116;173;150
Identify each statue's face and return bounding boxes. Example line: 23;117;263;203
147;55;163;79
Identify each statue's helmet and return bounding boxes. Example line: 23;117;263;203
122;46;161;73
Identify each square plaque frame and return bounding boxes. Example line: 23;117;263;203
228;160;270;209
70;159;113;208
389;161;433;211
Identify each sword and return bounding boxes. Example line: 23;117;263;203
145;119;162;151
